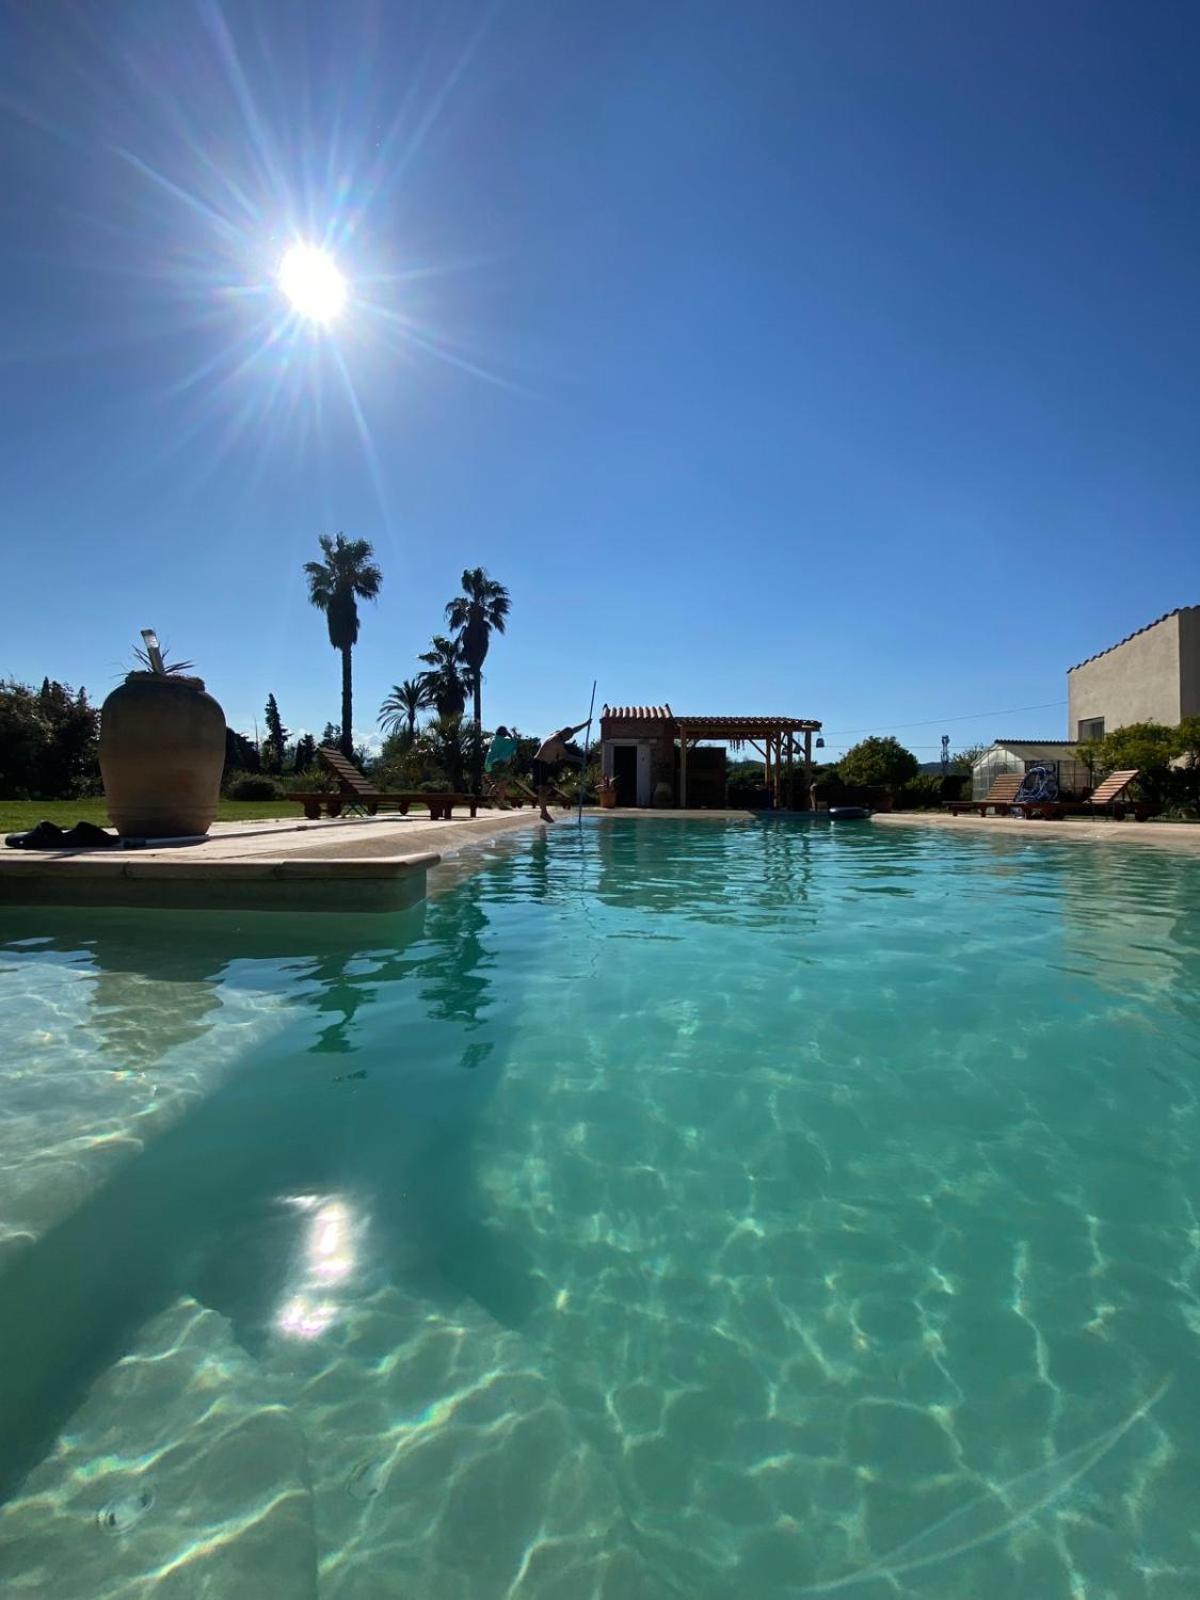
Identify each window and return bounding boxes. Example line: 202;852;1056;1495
1078;717;1105;741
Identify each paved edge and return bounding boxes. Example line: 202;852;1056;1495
872;810;1200;854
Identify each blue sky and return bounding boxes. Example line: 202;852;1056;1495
1;0;1197;759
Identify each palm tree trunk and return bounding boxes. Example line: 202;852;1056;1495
407;710;416;742
472;672;483;793
340;646;353;759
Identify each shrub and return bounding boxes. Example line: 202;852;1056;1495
1092;722;1178;812
225;773;279;800
280;768;333;793
0;678;100;799
896;774;946;810
838;736;919;789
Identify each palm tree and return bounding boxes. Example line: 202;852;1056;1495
422;713;474;793
445;567;511;791
417;635;468;720
378;678;430;742
303;533;383;759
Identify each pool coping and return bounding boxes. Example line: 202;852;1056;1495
0;810;552;912
872;810;1200;853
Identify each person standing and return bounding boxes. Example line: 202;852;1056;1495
484;725;520;806
532;721;590;822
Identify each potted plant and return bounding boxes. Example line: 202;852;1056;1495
99;632;226;837
598;774;618;809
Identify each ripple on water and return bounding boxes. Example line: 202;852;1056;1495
2;820;1199;1599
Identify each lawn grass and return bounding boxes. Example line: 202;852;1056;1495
0;797;302;834
0;794;479;835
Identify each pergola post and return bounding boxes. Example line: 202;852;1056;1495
804;729;813;807
679;726;688;808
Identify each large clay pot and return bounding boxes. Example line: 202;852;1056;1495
100;675;226;837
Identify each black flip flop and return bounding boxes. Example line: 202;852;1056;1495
60;821;121;848
4;820;68;850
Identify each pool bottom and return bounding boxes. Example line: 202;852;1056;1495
2;819;1199;1598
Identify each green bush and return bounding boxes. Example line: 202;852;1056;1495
838;736;919;789
225;773;279;800
279;766;333;793
896;774;946;810
0;678;100;799
1092;722;1183;813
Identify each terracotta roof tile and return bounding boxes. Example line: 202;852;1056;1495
600;707;822;733
600;704;674;720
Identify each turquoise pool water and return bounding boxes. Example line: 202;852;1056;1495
1;817;1198;1598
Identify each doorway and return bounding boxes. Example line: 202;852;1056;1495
612;745;638;807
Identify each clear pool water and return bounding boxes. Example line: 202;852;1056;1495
1;817;1198;1598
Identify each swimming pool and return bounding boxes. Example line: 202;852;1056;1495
1;817;1197;1597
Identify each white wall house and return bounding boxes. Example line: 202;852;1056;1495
1067;606;1200;741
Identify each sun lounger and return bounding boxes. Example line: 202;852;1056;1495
290;747;479;822
943;772;1064;819
944;774;1023;816
1067;769;1148;821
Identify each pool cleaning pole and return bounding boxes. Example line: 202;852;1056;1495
578;679;597;823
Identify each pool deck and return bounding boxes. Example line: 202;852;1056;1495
0;809;550;912
874;810;1200;853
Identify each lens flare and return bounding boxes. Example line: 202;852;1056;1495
279;243;347;324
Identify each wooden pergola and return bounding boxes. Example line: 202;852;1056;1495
676;715;822;809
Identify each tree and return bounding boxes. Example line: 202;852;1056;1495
223;727;260;780
951;743;989;775
378;678;431;742
1091;721;1178;810
838;735;919;789
303;533;383;759
262;693;288;773
423;714;470;792
293;732;317;772
1175;717;1200;767
417;635;468;720
445;567;511;791
0;678;99;798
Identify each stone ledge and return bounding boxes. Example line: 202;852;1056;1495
0;852;439;911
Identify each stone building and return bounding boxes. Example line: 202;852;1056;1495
1067;606;1200;741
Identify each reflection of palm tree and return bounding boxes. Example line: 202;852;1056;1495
303;533;383;759
418;635;468;719
419;892;493;1038
378;678;430;742
445;567;511;792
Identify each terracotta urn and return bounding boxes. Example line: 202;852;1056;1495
100;674;226;837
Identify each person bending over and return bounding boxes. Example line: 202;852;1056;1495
532;721;590;822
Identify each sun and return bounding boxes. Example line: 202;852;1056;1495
279;244;348;324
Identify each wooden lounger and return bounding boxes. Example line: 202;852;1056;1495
1067;769;1148;821
944;774;1023;816
290;790;478;821
944;772;1064;819
291;747;479;822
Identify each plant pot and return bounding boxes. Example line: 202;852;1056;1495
599;789;617;809
100;674;226;837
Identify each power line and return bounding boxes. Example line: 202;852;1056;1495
823;699;1067;739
